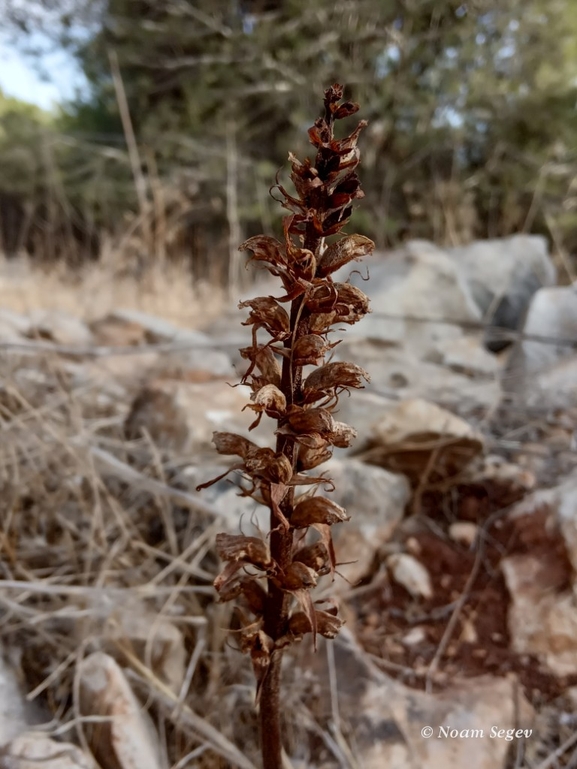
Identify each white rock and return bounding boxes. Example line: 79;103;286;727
0;309;32;336
344;242;482;358
299;628;533;769
503;282;577;408
509;471;577;574
402;627;427;646
0;652;28;746
78;652;163;769
124;378;269;454
0;320;23;343
449;521;479;546
28;310;93;346
387;553;433;599
323;459;411;585
152;346;235;379
502;554;577;677
448;234;556;351
336;338;500;412
367;398;484;482
102;607;186;695
432;335;501;377
109;309;210;345
0;732;93;768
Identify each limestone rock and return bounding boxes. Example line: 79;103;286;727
0;309;32;337
364;398;484;483
447;235;556;351
0;320;23;344
298;628;533;769
449;521;479;546
323;459;410;585
387;553;433;599
0;733;93;769
336;338;500;414
100;310;235;379
431;335;501;377
102;607;186;695
108;309;209;345
28;310;93;346
503;282;577;409
78;652;163;769
124;378;268;454
343;242;481;358
501;474;577;676
0;653;28;746
90;315;148;347
502;554;577;677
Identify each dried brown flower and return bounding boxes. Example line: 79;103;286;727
199;83;373;769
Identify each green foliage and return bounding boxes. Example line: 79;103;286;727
2;0;577;268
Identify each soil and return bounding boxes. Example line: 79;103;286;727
350;475;577;707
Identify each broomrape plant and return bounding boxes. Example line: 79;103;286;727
198;84;374;769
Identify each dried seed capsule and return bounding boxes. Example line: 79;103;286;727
239;297;290;339
240;344;282;388
288;610;345;639
297;442;333;471
303;361;370;404
291;334;338;366
253;384;286;414
215;533;272;570
317;234;374;277
245;384;287;428
216;576;266;615
212;432;258;459
308;311;338;333
240;577;267;615
245;448;293;485
333;283;371;323
279;562;318;591
328;421;357;448
287;406;335;437
240;235;287;268
293;542;331;575
291;496;349;528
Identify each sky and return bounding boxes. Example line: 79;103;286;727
0;34;88;110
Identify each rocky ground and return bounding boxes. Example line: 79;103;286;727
1;234;577;768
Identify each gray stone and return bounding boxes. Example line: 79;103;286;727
124;379;270;455
0;733;93;769
0;309;31;336
501;473;577;676
322;458;410;585
431;335;501;377
502;282;577;409
362;398;484;485
28;310;93;346
176;462;268;533
447;235;556;352
79;652;164;769
296;629;533;769
342;242;481;358
0;652;28;746
109;309;211;345
335;336;500;415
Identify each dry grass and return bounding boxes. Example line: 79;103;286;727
0;348;265;768
0;245;225;326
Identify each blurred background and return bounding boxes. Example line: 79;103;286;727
1;0;577;292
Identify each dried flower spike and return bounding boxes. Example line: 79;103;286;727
199;83;374;769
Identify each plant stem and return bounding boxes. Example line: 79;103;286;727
259;224;321;766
